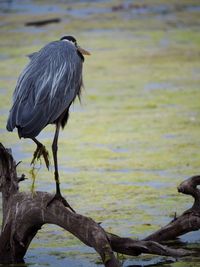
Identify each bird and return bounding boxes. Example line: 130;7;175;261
6;35;90;211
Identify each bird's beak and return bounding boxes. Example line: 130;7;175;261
77;46;91;55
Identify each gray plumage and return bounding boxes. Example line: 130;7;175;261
7;40;83;138
27;52;38;59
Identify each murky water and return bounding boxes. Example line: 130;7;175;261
0;0;200;266
0;0;64;14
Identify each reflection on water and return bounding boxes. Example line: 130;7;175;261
180;230;200;243
26;247;103;267
125;256;175;267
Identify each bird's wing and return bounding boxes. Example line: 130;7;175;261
7;41;83;138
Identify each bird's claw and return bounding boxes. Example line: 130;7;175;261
47;193;75;213
31;144;50;170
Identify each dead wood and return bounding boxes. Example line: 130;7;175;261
144;175;200;242
107;233;188;257
25;18;61;27
0;143;196;266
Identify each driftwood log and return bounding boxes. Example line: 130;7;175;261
0;143;199;266
25;18;61;27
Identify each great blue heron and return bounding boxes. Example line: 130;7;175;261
6;36;90;211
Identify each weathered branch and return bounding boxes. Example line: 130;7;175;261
178;176;200;212
144;175;200;242
0;143;120;266
25;18;61;27
0;191;189;262
0;192;120;266
0;143;196;266
107;233;189;257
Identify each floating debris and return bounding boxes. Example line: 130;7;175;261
25;18;61;27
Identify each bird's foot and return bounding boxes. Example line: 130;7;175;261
47;193;75;213
31;144;50;170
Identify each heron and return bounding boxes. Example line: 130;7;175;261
6;36;90;211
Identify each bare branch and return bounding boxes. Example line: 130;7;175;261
0;143;196;266
144;175;200;242
107;233;189;257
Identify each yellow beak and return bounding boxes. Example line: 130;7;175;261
77;46;91;55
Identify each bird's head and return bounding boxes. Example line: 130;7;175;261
60;35;91;56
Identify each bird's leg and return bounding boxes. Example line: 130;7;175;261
47;122;75;213
31;137;50;170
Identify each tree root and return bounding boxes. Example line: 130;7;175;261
0;143;199;266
